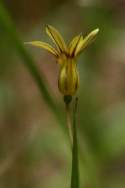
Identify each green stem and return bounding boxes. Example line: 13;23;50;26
64;95;73;144
71;97;79;188
65;103;73;145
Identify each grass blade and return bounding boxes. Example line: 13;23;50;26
71;98;79;188
0;2;64;127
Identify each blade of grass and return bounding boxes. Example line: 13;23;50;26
0;2;65;128
71;98;79;188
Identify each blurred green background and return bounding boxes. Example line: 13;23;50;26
1;0;125;188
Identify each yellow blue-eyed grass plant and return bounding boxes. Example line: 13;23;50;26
25;25;99;188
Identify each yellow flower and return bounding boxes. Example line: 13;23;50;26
25;25;99;97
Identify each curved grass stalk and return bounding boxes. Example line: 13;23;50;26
0;2;65;129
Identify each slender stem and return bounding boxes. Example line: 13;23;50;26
65;103;73;145
64;95;73;145
64;96;79;188
71;97;79;188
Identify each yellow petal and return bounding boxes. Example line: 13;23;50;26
46;25;67;53
74;28;99;56
25;41;58;56
68;34;83;56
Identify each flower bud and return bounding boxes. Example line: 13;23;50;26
58;58;79;96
